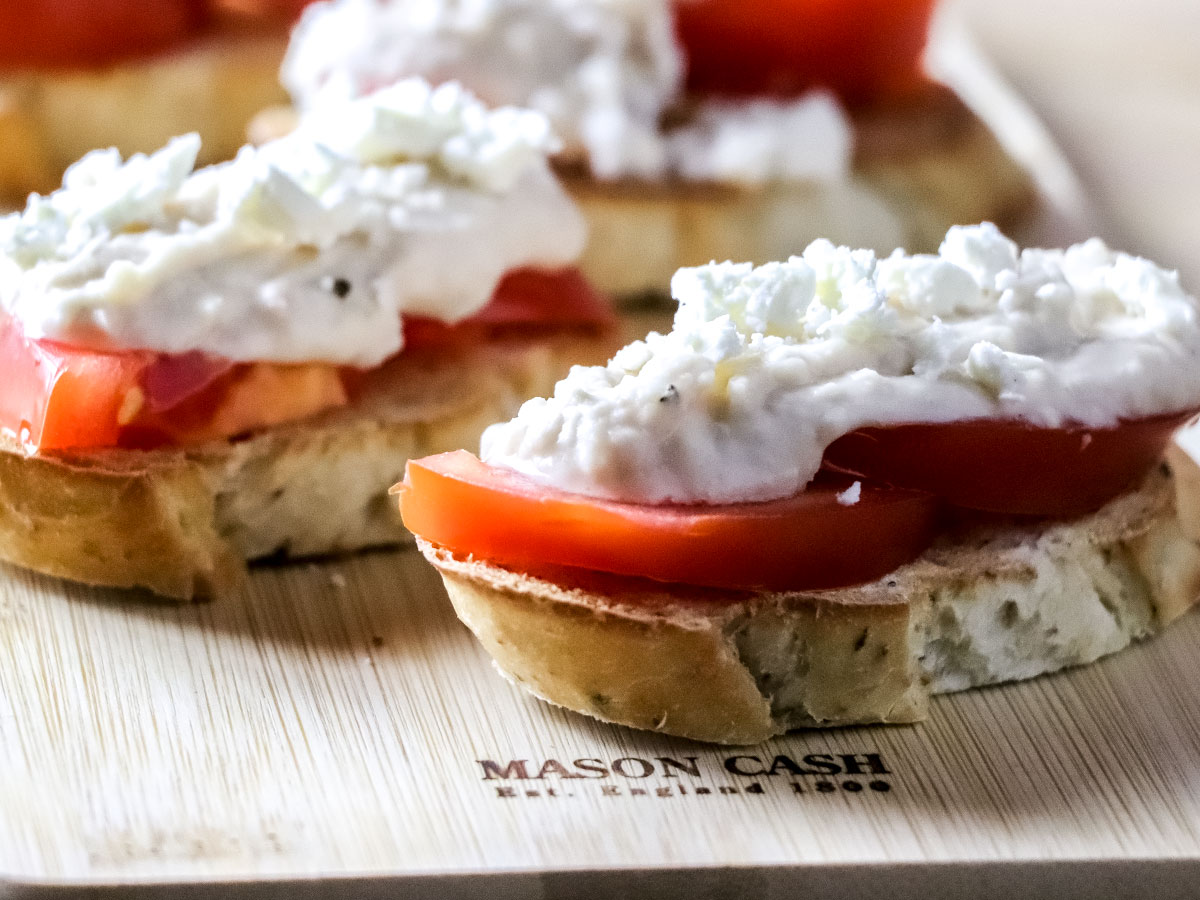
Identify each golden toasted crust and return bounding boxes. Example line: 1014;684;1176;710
568;85;1037;300
0;20;289;203
0;438;241;599
1166;439;1200;544
0;332;614;600
422;461;1200;744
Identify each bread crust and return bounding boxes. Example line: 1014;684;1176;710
0;437;241;599
0;19;289;203
0;333;613;600
422;461;1200;744
567;85;1037;300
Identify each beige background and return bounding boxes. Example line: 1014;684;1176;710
961;0;1200;287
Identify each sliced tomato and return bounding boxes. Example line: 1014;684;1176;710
469;267;614;328
0;311;347;451
822;412;1198;517
2;266;609;452
674;0;937;105
0;313;153;450
397;451;940;592
0;1;207;72
141;351;235;413
121;362;349;447
403;266;614;350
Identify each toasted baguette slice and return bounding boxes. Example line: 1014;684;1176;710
421;459;1200;744
572;85;1036;300
0;333;610;600
0;19;289;203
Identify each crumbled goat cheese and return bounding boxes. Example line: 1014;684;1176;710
483;224;1200;503
282;0;852;185
0;80;584;365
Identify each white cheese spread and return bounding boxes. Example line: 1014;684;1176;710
282;0;852;185
482;224;1200;504
0;79;585;366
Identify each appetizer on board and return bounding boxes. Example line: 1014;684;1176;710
0;80;615;599
399;224;1200;743
278;0;1036;300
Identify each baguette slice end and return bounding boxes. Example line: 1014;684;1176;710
422;461;1200;744
0;333;613;600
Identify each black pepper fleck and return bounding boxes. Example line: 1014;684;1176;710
659;384;679;404
331;277;352;299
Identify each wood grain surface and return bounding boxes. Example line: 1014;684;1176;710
3;5;1200;898
2;547;1200;889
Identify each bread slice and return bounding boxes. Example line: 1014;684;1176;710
557;85;1036;301
0;333;610;600
0;18;289;203
421;458;1200;744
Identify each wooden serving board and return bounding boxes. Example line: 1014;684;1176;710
3;548;1200;898
3;11;1200;900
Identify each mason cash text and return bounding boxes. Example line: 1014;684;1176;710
478;752;893;800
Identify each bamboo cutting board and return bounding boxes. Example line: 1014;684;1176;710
3;12;1200;900
3;545;1200;896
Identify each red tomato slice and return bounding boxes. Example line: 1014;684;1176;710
0;314;153;450
140;351;236;413
403;266;614;350
120;362;349;448
469;267;613;328
2;266;609;452
0;313;347;452
822;412;1198;517
397;451;941;592
674;0;937;105
0;0;206;72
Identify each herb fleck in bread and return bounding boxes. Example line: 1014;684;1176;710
421;459;1200;744
0;335;609;600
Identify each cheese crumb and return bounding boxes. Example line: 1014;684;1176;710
837;482;863;506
